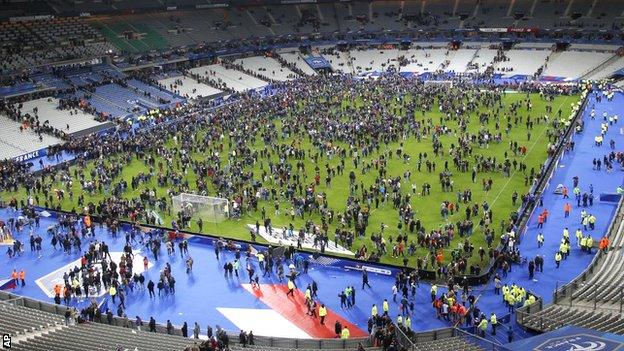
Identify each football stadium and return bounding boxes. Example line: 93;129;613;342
0;0;624;350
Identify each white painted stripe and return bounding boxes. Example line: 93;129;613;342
216;307;312;339
35;250;153;298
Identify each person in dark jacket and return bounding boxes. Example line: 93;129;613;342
248;330;254;345
181;322;188;338
334;320;342;337
106;309;113;324
239;330;247;347
149;317;156;332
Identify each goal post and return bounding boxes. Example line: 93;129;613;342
171;193;230;223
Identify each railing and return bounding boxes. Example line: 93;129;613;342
554;281;624;313
0;290;371;350
12;73;590;288
244;335;372;350
453;327;509;351
515;298;544;327
516;195;624;333
393;324;419;349
514;90;590;238
3;289;510;351
516;302;569;333
25;87;591;289
458;88;590;287
394;326;508;351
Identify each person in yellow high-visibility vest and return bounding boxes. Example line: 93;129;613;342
575;229;583;247
382;299;389;316
405;316;411;330
478;316;488;337
371;304;378;317
506;293;516;313
588;215;596;230
341;326;350;339
490;313;498;335
587;236;594;253
319;304;327;325
559;240;568;259
109;285;117;303
305;287;311;301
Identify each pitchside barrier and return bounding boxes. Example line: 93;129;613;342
20;88;589;287
600;193;623;203
0;289;372;350
465;88;590;286
33;207;403;278
28;85;585;288
0;288;506;350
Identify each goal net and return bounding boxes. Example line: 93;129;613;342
171;193;230;223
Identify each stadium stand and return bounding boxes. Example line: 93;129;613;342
316;47;353;74
233;56;299;82
275;51;318;76
0;17;116;75
81;92;134;121
399;46;449;73
349;48;401;74
93;83;161;113
398;327;488;351
91;17;169;53
441;48;478;74
13;322;196;351
20;98;110;136
494;48;550;76
0;115;62;160
126;78;185;105
0;300;64;337
466;46;499;73
542;50;614;79
411;337;483;351
0;293;196;351
187;64;268;92
157;74;223;99
583;56;624;81
521;304;624;335
569;226;624;304
3;1;624;57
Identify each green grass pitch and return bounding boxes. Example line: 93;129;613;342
2;90;578;268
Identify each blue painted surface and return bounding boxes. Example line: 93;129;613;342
1;91;623;340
